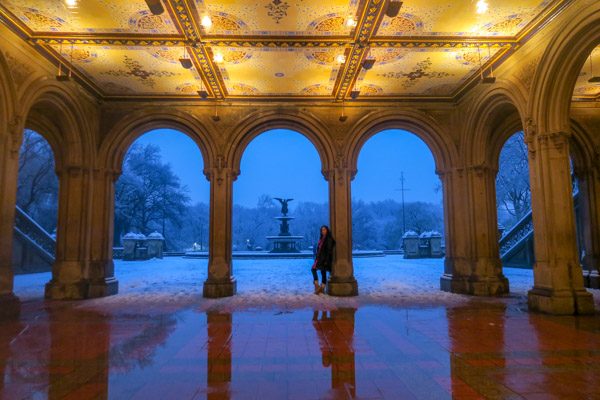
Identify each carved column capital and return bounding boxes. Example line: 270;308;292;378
204;155;238;185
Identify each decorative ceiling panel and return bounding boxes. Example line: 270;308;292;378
198;0;359;36
0;0;574;100
358;46;503;96
2;0;178;34
573;46;600;101
214;47;342;96
50;44;201;96
376;0;552;37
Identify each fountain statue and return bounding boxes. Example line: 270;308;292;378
266;197;303;253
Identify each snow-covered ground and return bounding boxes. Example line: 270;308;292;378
13;255;600;313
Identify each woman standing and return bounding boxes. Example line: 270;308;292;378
311;225;335;294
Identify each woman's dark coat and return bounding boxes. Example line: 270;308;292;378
315;235;335;272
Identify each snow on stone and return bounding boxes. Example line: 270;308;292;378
12;255;600;314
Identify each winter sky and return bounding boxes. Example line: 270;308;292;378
133;128;442;208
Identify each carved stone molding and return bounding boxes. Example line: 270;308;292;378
4;52;34;88
8;114;23;158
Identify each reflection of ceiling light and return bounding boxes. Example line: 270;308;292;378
336;54;346;64
213;52;224;63
476;0;488;14
385;1;403;18
65;0;77;7
201;15;212;29
144;0;164;15
346;16;357;27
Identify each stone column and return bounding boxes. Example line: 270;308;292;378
439;166;509;296
203;159;236;298
45;166;93;300
574;162;600;288
87;169;119;298
326;164;358;296
526;129;594;314
0;115;21;312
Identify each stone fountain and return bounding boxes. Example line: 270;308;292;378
266;198;303;253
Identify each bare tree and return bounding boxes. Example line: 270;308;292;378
496;131;531;226
17;129;58;232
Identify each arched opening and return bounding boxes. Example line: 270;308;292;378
232;128;329;295
352;129;444;293
112;128;209;294
12;129;58;299
570;44;600;288
495;130;533;292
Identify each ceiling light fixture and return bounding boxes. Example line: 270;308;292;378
362;58;376;70
588;53;600;83
350;88;360;99
198;78;209;99
65;0;78;8
346;16;357;27
144;0;164;16
201;15;212;29
477;45;496;84
336;54;346;64
476;0;488;14
56;42;72;81
385;1;403;18
339;101;348;122
212;102;220;122
179;47;193;69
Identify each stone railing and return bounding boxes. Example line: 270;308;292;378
499;191;580;261
13;205;56;262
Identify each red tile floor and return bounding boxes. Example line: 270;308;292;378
1;298;600;399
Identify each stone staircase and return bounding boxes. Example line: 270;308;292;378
12;205;55;274
499;192;580;268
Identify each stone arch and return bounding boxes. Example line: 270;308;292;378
228;110;335;178
569;119;596;174
99;109;216;176
528;0;600;133
17;80;94;170
465;87;526;171
0;50;16;134
345;109;456;175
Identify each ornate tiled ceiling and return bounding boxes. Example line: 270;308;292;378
0;0;584;101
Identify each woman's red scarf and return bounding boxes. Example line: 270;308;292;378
312;236;325;269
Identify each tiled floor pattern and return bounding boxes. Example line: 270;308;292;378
2;298;600;399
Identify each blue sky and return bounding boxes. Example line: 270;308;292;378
132;128;441;207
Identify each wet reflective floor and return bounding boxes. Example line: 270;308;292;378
2;298;600;399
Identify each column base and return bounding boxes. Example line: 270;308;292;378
327;276;358;297
440;273;509;296
45;279;89;300
0;293;21;319
528;287;595;315
203;277;237;298
87;277;119;298
584;270;600;289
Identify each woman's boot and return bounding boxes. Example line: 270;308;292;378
319;283;326;295
313;280;320;294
